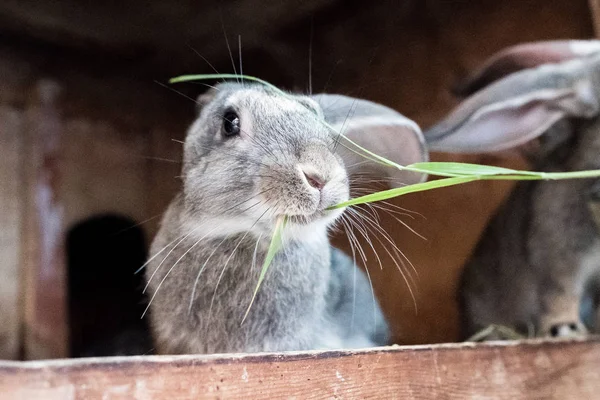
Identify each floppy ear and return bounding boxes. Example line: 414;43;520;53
426;40;600;154
196;86;220;113
454;40;600;97
196;82;244;113
311;93;428;186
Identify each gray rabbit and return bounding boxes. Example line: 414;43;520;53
424;40;600;339
145;83;427;354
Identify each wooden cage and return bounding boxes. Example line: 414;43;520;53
0;0;599;398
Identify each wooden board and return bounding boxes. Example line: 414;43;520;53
0;107;24;360
590;0;600;36
0;338;598;399
20;81;69;360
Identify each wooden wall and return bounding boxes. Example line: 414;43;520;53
0;95;24;359
0;45;187;359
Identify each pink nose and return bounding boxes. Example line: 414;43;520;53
303;171;325;190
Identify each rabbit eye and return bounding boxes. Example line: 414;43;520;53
222;110;241;137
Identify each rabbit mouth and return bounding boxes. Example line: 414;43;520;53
286;208;342;226
287;214;321;226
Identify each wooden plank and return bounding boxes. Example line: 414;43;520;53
590;0;600;37
0;107;24;360
145;127;184;239
0;339;598;399
21;80;68;360
60;118;150;230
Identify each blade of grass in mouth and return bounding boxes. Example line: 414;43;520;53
241;215;287;324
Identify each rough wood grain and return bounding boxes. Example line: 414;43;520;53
0;339;598;399
21;81;68;360
60;118;150;231
0;107;24;360
590;0;600;36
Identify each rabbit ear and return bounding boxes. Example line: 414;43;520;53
426;42;600;154
196;82;243;113
312;94;428;186
196;87;220;113
454;40;600;96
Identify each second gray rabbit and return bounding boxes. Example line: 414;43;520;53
424;40;600;339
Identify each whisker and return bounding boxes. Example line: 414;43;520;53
380;200;425;218
367;202;416;219
340;216;359;332
112;213;164;238
154;80;199;105
142;225;221;318
186;43;220;74
353;209;417;314
308;16;314;95
219;11;239;83
189;82;222;91
136;229;191;275
346;210;383;271
345;213;378;328
143;227;201;293
238;199;266;214
238;35;244;87
348;209;406;324
221;187;274;214
188;234;231;313
142;156;180;164
349;207;419;311
208;207;271;319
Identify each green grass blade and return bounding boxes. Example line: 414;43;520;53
330;168;600;209
409;162;600;180
329;176;479;209
170;74;286;95
542;169;600;179
241;215;287;324
408;163;600;180
408;162;541;177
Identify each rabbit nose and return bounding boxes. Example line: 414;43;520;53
548;322;587;337
299;165;326;191
303;171;325;190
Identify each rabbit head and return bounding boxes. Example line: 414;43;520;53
182;82;426;239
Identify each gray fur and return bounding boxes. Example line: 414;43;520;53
424;40;600;339
146;83;421;354
460;121;600;338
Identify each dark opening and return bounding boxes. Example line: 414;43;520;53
67;214;153;357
